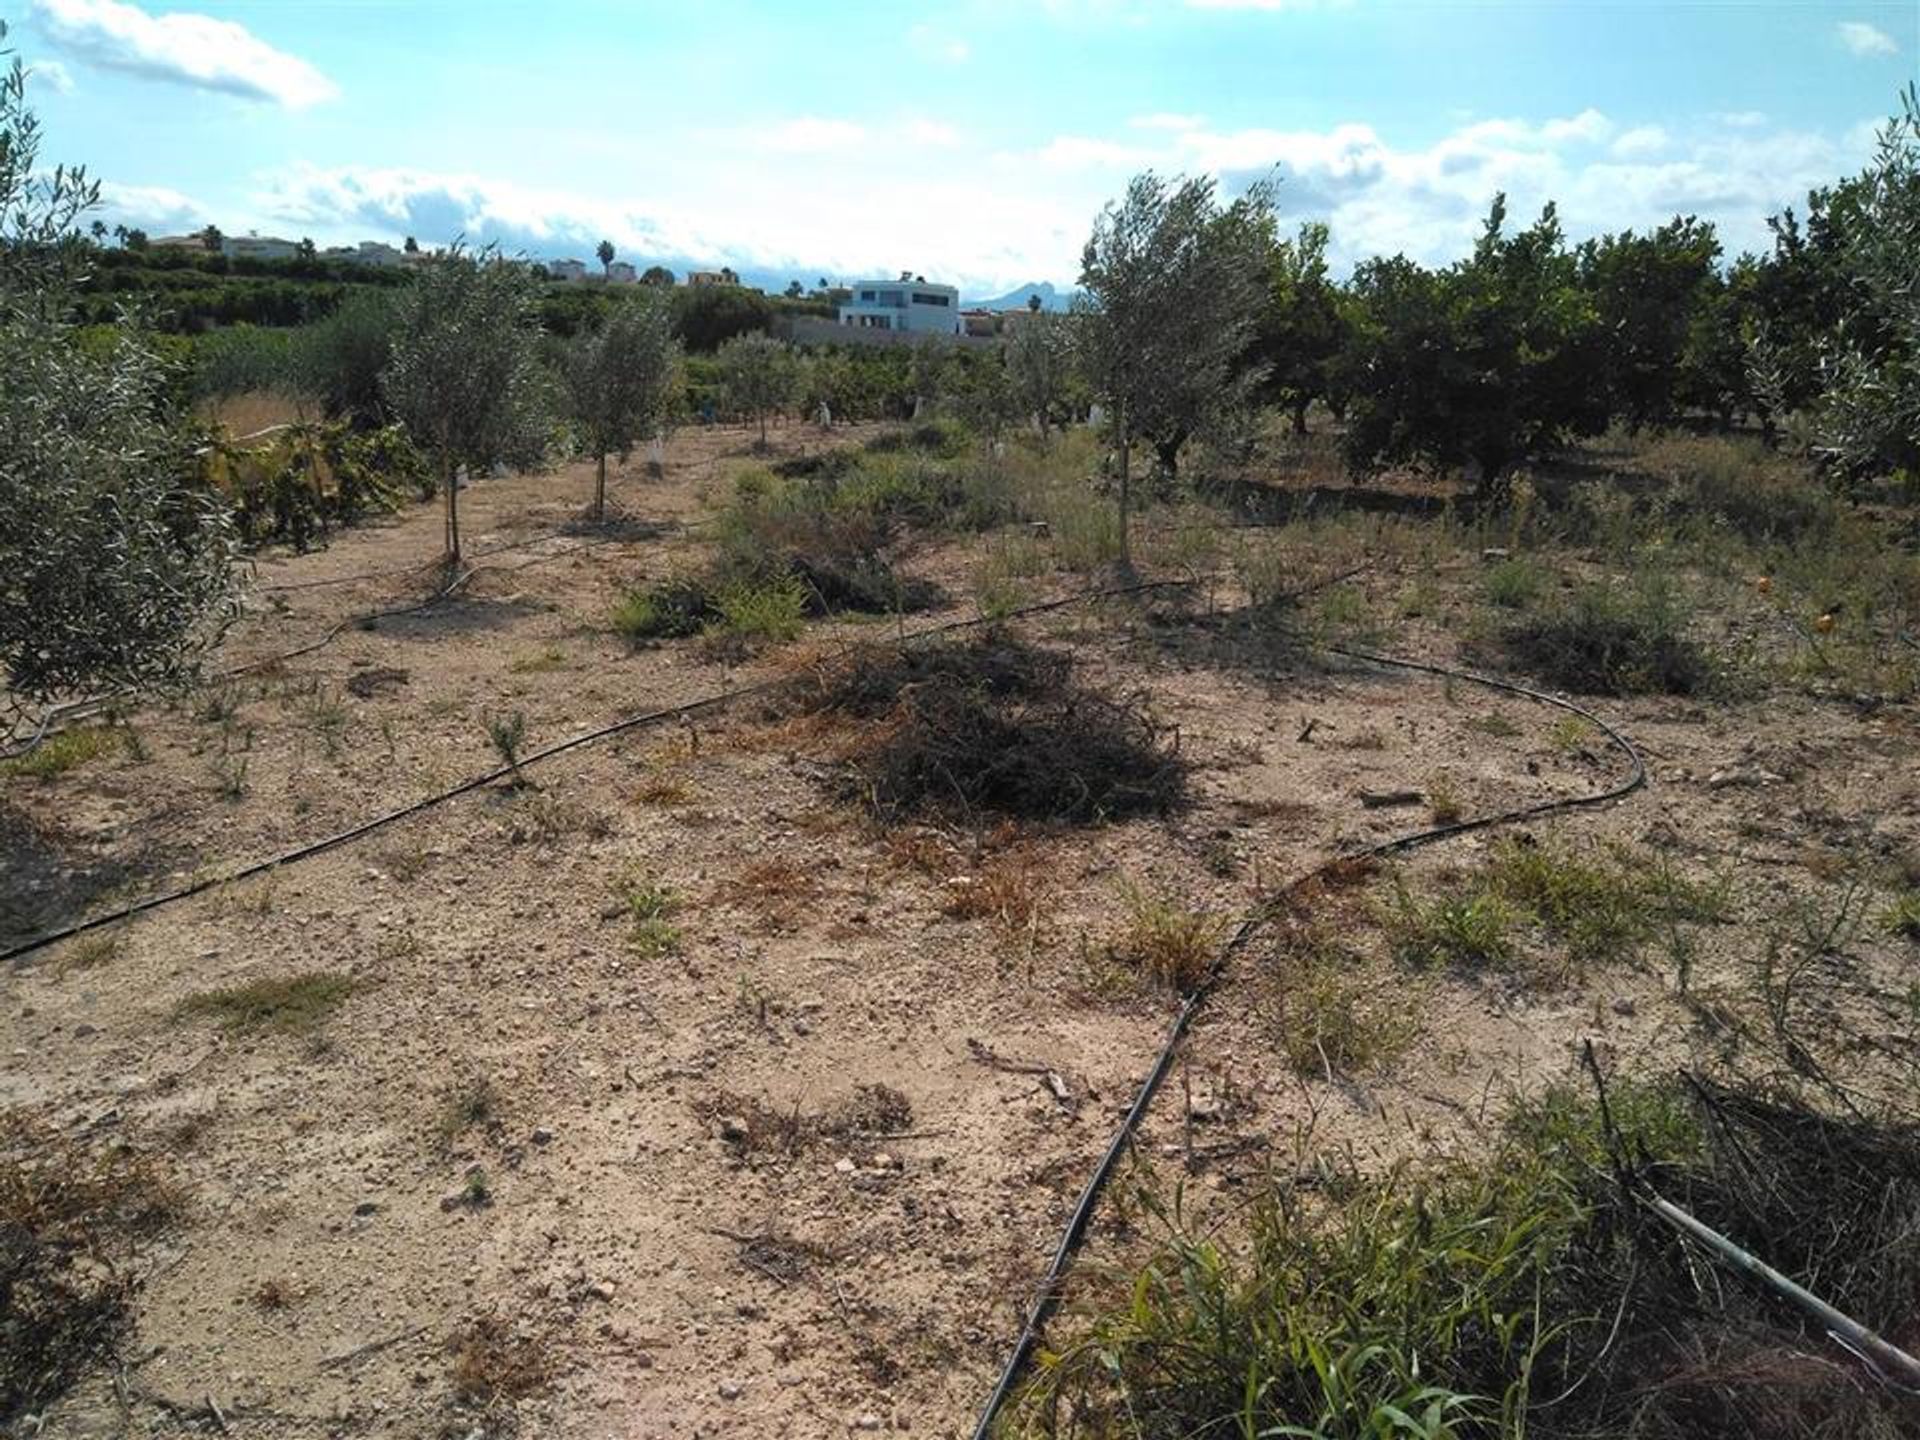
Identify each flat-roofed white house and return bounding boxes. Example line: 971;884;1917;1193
322;240;409;267
549;258;589;282
222;234;300;262
607;260;637;283
838;277;961;335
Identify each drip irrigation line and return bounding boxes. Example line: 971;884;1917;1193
967;640;1648;1440
256;526;625;594
0;575;1192;966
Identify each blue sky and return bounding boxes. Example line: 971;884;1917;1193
14;0;1917;294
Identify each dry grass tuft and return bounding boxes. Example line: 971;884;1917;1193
448;1312;555;1409
1108;887;1226;993
177;971;355;1035
0;1112;183;1417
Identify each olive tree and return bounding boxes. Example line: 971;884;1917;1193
715;332;795;448
381;248;550;561
0;30;237;715
1809;87;1920;488
1007;310;1074;438
563;289;681;520
1075;172;1274;569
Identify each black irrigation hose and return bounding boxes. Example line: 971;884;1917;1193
255;526;624;594
967;641;1649;1440
0;576;1191;966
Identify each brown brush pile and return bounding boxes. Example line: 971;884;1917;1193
790;633;1187;824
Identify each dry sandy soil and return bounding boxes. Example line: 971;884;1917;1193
4;420;1918;1438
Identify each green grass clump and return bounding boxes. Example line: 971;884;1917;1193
1884;892;1920;943
2;727;117;780
711;574;807;646
1268;924;1417;1078
620;877;682;958
611;576;714;642
1387;885;1520;970
1387;839;1725;981
1016;1078;1920;1440
1482;555;1547;609
177;971;355;1035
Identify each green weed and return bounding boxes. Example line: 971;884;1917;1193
2;727;116;780
178;972;354;1035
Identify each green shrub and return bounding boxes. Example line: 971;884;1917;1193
711;574;806;645
1482;555;1547;609
1502;578;1710;695
611;576;713;642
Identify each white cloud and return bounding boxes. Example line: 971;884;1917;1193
1611;125;1668;158
906;118;962;148
30;0;336;108
758;116;866;153
1712;110;1767;129
234;102;1880;298
26;56;74;93
1034;134;1157;170
1166;109;1877;269
1130;111;1205;130
253;161;1088;298
1837;20;1897;56
98;180;209;232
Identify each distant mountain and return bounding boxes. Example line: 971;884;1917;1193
963;281;1074;312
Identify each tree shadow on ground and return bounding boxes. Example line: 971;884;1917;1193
558;512;676;542
0;801;189;955
365;594;544;642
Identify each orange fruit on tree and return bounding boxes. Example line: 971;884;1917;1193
1815;612;1836;635
1755;576;1772;595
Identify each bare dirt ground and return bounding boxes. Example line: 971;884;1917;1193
4;420;1918;1438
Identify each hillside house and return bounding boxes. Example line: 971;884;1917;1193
838;277;961;335
222;234;300;261
321;240;408;267
607;261;637;283
549;258;589;282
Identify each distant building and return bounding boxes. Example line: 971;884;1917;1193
149;234;208;252
321;240;408;267
549;258;589;283
607;260;637;284
686;270;728;287
960;308;998;339
222;234;300;262
839;277;961;335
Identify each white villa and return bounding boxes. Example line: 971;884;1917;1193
838;276;961;335
320;240;409;267
222;234;300;262
549;258;590;282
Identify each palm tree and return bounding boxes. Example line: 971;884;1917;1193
596;239;615;277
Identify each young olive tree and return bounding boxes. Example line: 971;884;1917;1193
1075;172;1274;569
1007;310;1074;438
1808;86;1920;488
715;332;795;448
0;29;237;713
563;289;681;520
381;248;550;561
290;288;399;428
